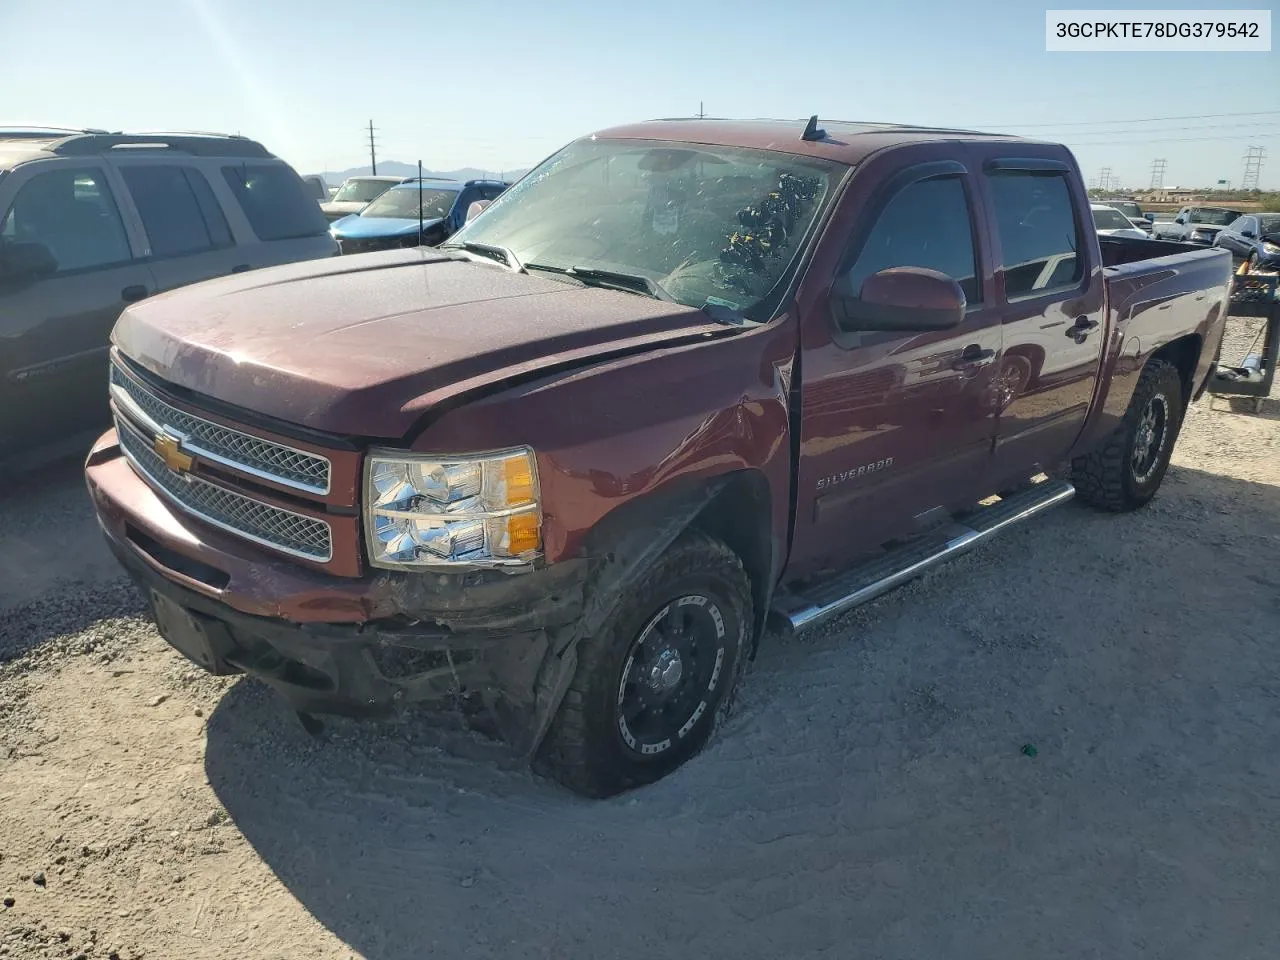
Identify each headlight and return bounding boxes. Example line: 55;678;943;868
364;447;541;569
1264;242;1280;255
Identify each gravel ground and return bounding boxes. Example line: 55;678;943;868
1;320;1277;960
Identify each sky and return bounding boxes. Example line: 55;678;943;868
5;0;1278;189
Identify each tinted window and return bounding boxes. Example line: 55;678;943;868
121;165;230;258
0;167;131;272
1236;217;1256;234
481;185;506;201
845;175;981;305
221;164;327;241
988;171;1082;298
185;169;233;247
1258;216;1280;235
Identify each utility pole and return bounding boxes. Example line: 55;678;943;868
1148;158;1167;191
367;119;379;175
1241;145;1265;191
697;101;705;119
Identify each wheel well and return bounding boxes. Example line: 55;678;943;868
690;472;775;655
1151;334;1202;403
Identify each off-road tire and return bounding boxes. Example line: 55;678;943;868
1071;358;1185;512
537;531;751;798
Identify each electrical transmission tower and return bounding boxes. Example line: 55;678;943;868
367;119;379;175
1241;146;1265;191
1098;167;1112;193
1149;158;1167;190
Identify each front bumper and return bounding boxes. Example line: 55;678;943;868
86;430;588;749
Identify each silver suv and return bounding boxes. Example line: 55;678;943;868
0;128;338;472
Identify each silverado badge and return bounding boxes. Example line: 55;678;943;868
153;432;194;474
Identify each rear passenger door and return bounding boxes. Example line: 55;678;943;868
978;157;1106;484
112;161;248;292
0;163;153;455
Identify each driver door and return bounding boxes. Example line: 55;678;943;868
789;156;1002;579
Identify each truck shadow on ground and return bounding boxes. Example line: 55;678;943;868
203;464;1280;960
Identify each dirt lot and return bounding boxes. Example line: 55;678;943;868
1;321;1278;960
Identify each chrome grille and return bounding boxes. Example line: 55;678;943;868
109;362;331;494
116;417;333;562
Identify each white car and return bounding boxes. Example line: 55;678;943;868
1091;203;1148;240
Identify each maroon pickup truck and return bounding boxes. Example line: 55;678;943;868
86;118;1231;796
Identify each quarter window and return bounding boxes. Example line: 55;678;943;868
844;175;981;307
0;168;132;272
221;164;327;241
987;171;1083;298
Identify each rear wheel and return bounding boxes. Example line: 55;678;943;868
1071;358;1185;512
538;531;751;797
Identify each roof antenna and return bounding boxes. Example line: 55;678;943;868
801;115;826;142
417;160;424;246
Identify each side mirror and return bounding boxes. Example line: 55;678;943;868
833;266;966;332
1175;215;1186;224
1241;229;1256;239
0;241;58;282
1142;213;1155;222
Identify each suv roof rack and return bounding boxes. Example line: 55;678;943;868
46;132;272;159
0;125;114;139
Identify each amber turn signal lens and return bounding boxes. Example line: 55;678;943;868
503;511;541;555
502;455;537;506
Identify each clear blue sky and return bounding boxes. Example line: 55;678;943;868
6;0;1277;188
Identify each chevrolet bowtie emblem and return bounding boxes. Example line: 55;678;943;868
153;432;194;473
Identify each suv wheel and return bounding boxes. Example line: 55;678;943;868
538;531;751;797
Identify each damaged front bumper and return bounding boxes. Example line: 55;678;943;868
87;431;590;754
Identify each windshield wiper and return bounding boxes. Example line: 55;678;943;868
524;264;676;302
442;241;524;272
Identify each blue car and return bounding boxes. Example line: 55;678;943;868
330;178;509;254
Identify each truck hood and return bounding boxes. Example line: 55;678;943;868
331;215;443;239
112;249;725;438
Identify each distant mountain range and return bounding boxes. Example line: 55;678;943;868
313;161;531;186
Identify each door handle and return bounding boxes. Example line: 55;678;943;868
231;264;252;274
121;284;150;303
1066;316;1099;343
952;344;995;371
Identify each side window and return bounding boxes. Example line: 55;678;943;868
185;170;233;248
987;170;1083;299
0;167;132;273
220;165;327;242
1239;217;1256;235
844;175;981;307
120;165;231;258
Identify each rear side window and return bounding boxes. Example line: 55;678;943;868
0;167;132;272
121;165;232;258
987;171;1083;298
844;175;981;306
221;165;327;241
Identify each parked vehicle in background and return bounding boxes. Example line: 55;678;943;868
1150;205;1244;244
88;117;1231;797
0;128;336;472
1091;202;1148;239
330;178;509;254
1213;213;1280;271
1098;198;1151;232
300;174;329;202
319;175;406;222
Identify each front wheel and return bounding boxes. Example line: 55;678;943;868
1071;358;1185;512
537;531;751;797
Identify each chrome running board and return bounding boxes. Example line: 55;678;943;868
773;479;1075;633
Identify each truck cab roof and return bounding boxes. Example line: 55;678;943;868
593;117;1041;165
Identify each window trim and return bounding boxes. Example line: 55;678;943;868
829;160;985;348
0;163;137;277
985;164;1090;305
